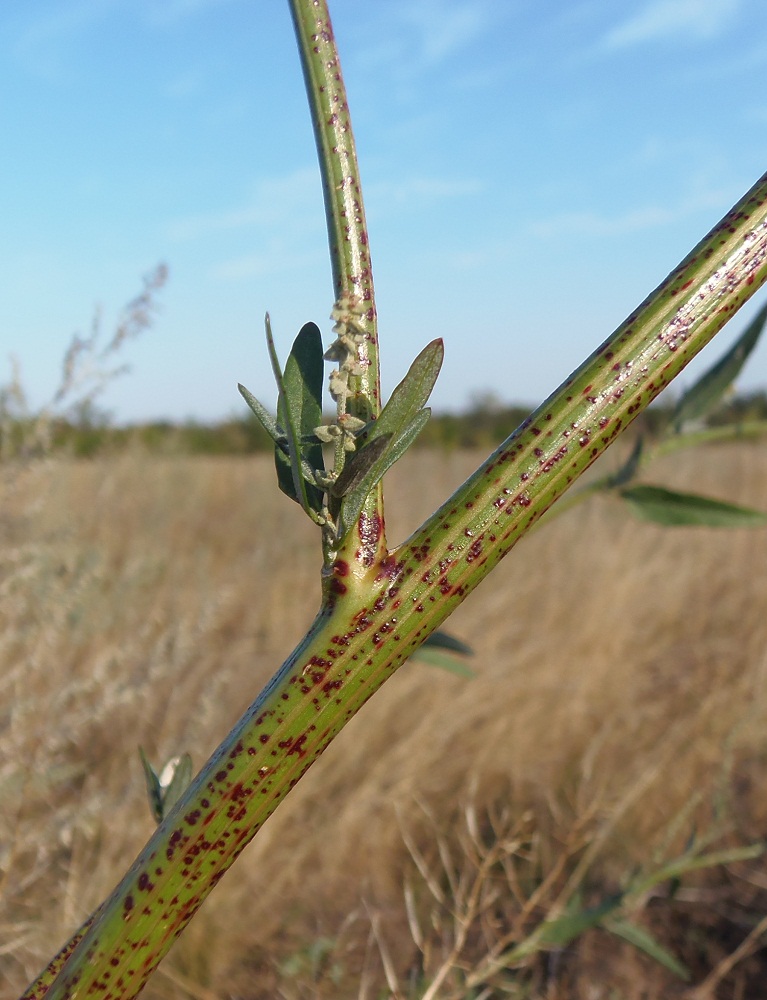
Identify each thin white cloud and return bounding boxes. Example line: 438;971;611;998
165;168;321;242
142;0;243;29
367;175;481;212
167;170;479;246
528;186;730;240
355;0;491;78
212;242;323;282
399;0;489;65
603;0;741;49
164;69;204;99
13;0;117;80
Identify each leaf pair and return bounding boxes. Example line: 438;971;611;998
331;338;444;540
238;318;443;543
238;317;326;520
139;749;193;825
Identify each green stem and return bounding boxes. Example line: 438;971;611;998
537;420;767;525
25;168;767;1000
288;0;386;572
288;0;376;318
390;173;767;617
21;10;767;1000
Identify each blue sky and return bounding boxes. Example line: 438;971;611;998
2;0;767;423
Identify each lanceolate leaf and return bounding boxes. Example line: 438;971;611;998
412;629;475;676
422;630;473;656
264;316;325;515
138;748;164;824
330;340;442;539
330;434;392;498
275;321;325;512
237;383;283;446
337;408;431;540
674;301;767;428
603;918;690;980
607;434;644;488
621;484;767;527
506;894;624;962
159;754;193;820
364;339;443;447
411;648;476;677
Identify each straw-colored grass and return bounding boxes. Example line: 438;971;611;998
2;441;767;998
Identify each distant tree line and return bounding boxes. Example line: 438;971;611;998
2;390;766;460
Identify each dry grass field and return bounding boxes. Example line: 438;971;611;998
2;441;767;999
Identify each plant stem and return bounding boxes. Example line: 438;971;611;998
25;167;767;1000
288;0;386;573
21;7;767;999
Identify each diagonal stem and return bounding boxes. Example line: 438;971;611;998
24;168;767;1000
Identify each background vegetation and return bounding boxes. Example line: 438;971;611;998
2;388;766;459
2;437;766;998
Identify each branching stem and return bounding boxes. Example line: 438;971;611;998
20;2;767;997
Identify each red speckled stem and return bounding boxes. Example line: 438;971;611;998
288;0;386;566
24;171;767;1000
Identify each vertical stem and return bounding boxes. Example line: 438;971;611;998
289;0;387;574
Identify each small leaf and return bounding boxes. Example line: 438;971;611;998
412;648;476;678
337;408;431;540
329;341;442;540
603;918;690;980
159;753;193;818
278;322;325;506
607;434;644;488
537;894;624;948
422;630;474;656
139;748;164;824
237;383;283;446
621;484;767;527
674;301;767;428
265;316;325;515
330;434;392;498
364;339;443;449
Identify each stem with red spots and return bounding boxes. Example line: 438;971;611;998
24;167;767;1000
21;7;767;999
288;0;386;570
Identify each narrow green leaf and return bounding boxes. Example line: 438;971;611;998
603;918;690;980
607;434;644;488
277;321;325;511
330;340;442;540
337;408;431;540
621;484;767;527
422;630;474;656
630;841;766;898
537;895;624;948
330;434;392;498
138;748;164;824
362;339;443;448
237;383;283;446
265;315;325;516
674;301;767;428
160;753;194;819
411;648;476;678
